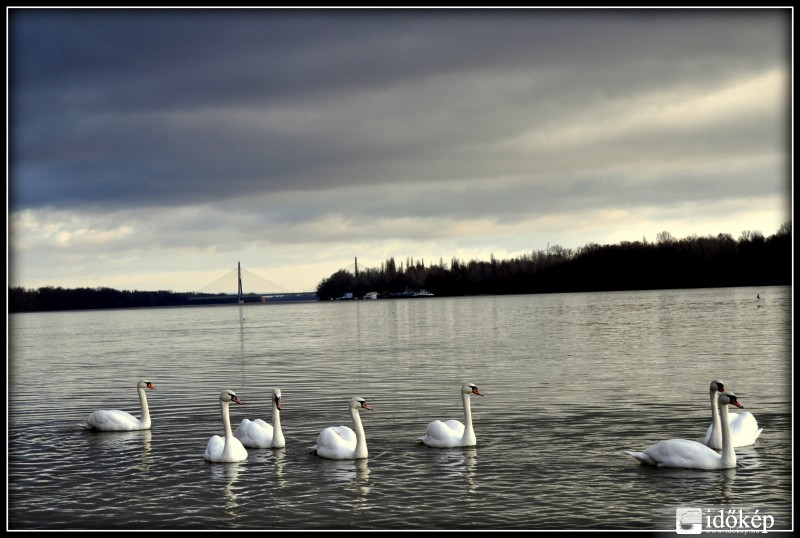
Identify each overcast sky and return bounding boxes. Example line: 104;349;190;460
7;7;792;294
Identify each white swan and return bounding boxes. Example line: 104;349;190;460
626;391;743;470
310;396;373;460
702;379;763;449
420;383;484;448
82;379;157;431
204;389;249;463
234;387;285;448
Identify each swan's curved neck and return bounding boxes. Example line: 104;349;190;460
461;391;476;446
709;390;722;448
272;399;285;447
718;398;736;468
221;401;234;440
351;407;368;459
138;386;152;428
219;400;238;460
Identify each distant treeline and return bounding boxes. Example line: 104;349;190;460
9;223;791;313
7;287;316;314
315;223;792;300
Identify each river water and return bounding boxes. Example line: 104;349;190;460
7;286;792;530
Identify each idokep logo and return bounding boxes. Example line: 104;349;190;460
675;507;776;534
676;507;703;534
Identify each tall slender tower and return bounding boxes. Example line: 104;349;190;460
355;257;359;277
237;261;244;304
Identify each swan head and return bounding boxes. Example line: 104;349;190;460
273;388;282;410
138;379;157;391
709;379;725;394
718;391;743;409
462;383;483;397
350;397;373;411
220;389;244;405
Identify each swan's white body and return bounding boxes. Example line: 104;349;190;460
83;379;156;431
204;389;249;463
234;388;285;448
420;383;483;448
702;379;762;449
311;397;373;460
626;391;742;470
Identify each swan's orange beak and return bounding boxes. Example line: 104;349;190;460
730;399;743;409
275;399;282;410
146;382;156;390
361;402;373;411
472;388;483;396
232;395;244;405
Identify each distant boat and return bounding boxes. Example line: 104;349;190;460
387;288;434;298
363;291;379;300
387;289;415;298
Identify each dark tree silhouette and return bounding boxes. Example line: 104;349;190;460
9;222;792;311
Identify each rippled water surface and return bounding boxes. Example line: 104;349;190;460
8;286;792;530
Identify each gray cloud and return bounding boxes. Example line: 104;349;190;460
8;8;790;292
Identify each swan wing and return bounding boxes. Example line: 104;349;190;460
420;419;465;448
705;411;763;448
224;436;249;462
204;435;226;462
204;434;247;463
233;419;256;446
729;411;762;446
313;426;357;459
234;418;274;448
629;439;722;470
85;409;144;431
702;423;714;446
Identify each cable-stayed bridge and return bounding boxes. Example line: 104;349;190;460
342;257;381;276
189;258;383;304
199;264;290;295
190;262;316;303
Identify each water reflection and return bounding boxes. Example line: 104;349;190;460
209;462;243;524
139;429;153;473
633;465;738;505
319;458;370;490
81;429;154;475
84;428;151;453
242;446;287;488
8;287;791;530
433;447;478;495
273;448;287;489
351;457;371;496
716;468;737;504
311;457;373;527
463;448;477;494
351;458;371;524
238;304;246;391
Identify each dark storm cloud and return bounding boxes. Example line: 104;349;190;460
7;8;790;293
10;8;788;213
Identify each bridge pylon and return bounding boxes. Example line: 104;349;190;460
237;261;244;304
